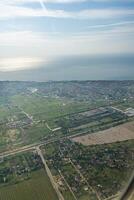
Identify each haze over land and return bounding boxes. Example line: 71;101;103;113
0;1;134;198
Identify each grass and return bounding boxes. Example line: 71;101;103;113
0;169;58;200
62;190;75;200
11;94;96;121
23;122;52;143
0;104;27;123
0;128;22;153
0;106;10;122
115;100;134;111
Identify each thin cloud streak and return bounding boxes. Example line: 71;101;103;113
4;0;87;4
0;2;134;20
38;0;47;11
88;21;134;29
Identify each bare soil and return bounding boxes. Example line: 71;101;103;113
72;121;134;146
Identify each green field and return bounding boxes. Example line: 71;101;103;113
0;106;10;122
0;93;132;152
0;169;58;200
23;122;52;143
11;95;99;121
0;81;133;200
0;128;22;153
115;100;134;111
0;94;97;151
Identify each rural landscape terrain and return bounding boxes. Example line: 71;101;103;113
0;81;134;200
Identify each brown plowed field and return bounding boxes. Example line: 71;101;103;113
73;121;134;146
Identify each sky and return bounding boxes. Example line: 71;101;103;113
0;0;134;81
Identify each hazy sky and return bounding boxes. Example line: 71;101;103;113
0;0;134;80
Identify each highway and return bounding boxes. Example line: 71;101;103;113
0;130;88;159
0;138;59;158
0;114;133;200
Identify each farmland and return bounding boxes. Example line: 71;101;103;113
0;81;133;200
0;81;133;153
0;169;58;200
114;100;134;112
0;96;131;153
0;152;58;200
11;95;94;121
72;121;134;146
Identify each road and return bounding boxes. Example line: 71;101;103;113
16;105;34;123
0;116;133;200
69;159;101;200
0;138;58;158
111;106;126;115
0;129;93;159
36;147;65;200
45;122;61;132
58;170;78;200
21;110;34;123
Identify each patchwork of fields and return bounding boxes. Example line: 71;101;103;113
1;93;129;153
11;95;94;121
0;81;133;200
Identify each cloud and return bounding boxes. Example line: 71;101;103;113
4;0;87;4
0;22;133;71
88;21;134;29
0;0;134;72
3;0;134;4
0;1;134;20
0;57;44;72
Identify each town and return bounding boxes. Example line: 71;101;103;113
0;81;133;200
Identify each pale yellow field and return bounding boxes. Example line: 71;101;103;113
73;121;134;146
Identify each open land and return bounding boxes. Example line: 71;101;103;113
72;121;134;146
0;169;58;200
0;152;58;200
0;81;134;200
